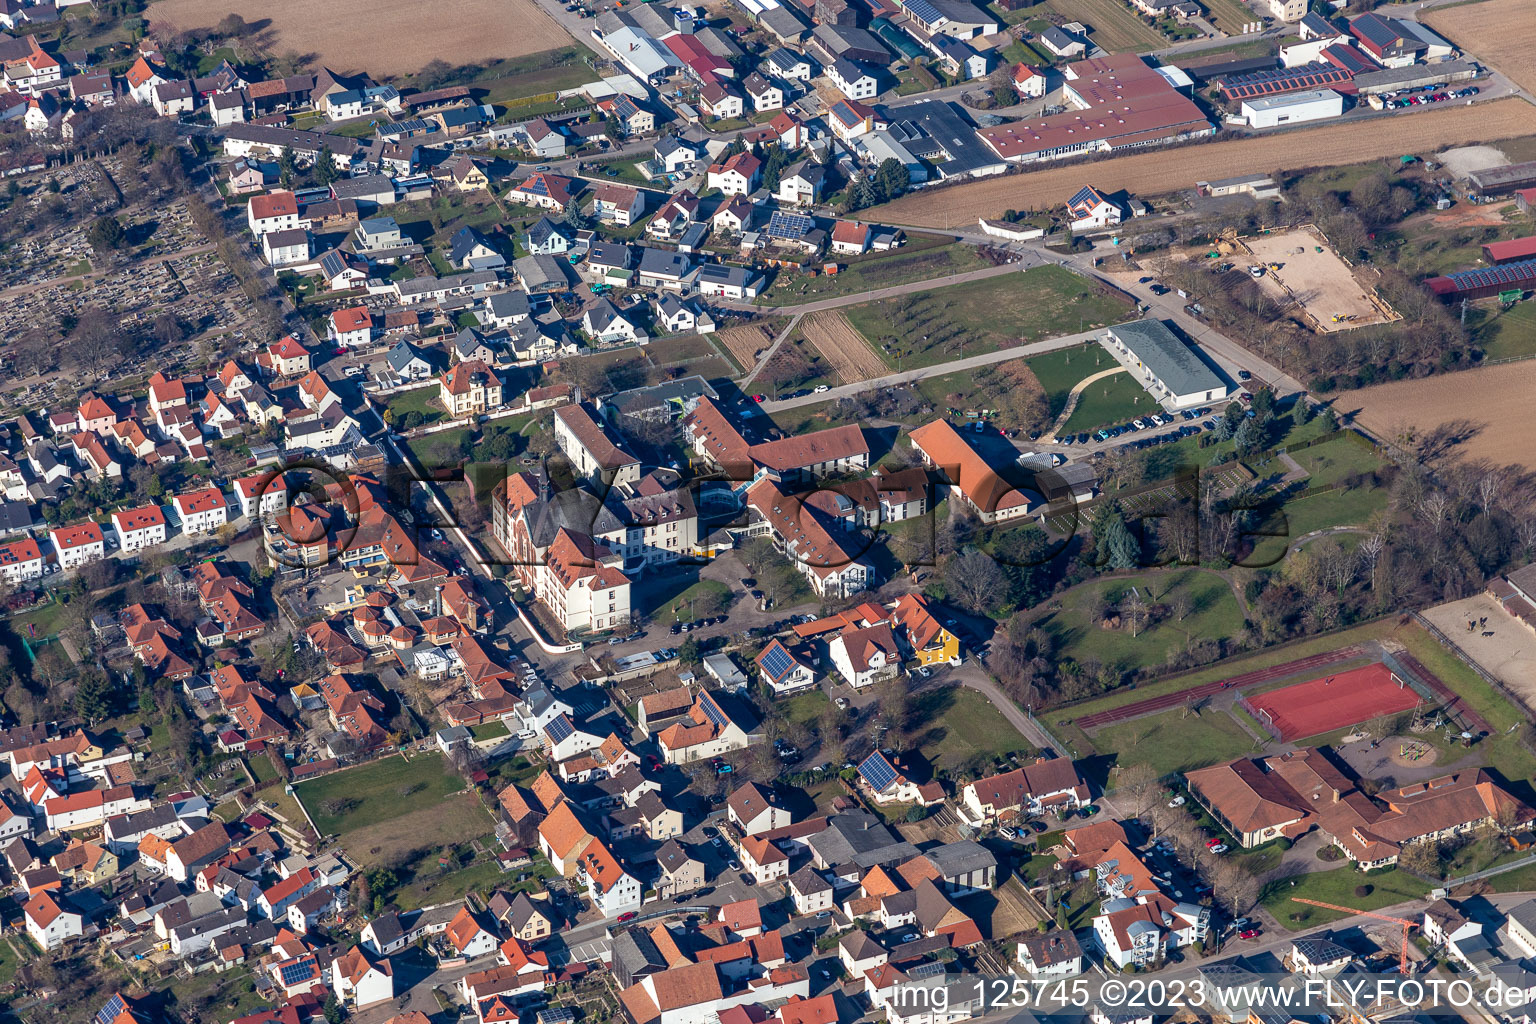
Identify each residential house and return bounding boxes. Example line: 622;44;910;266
828;623;901;689
508;172;576;212
707;152;761;196
744;73;785;112
960;757;1090;824
777;161;825;206
828;59;878;100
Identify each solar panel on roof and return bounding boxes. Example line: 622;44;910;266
545;714;575;743
759;642;796;682
859;751;899;791
95;995;128;1024
699;692;730;728
279;959;315;986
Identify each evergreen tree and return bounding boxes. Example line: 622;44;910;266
874;158;909;203
315;147;338;185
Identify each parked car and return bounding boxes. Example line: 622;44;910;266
1239;928;1260;940
617;911;638;923
1167;796;1185;807
1210;844;1229;854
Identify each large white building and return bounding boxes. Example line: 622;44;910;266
1241;88;1344;129
50;522;106;570
1100;320;1228;411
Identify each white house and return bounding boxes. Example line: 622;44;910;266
1065;185;1122;232
234;472;289;519
444;907;500;959
24;892;82;951
50;522;106;570
829;623;901;689
1017;930;1084;978
333;946;395;1009
583;299;645;345
828;59;878;101
756;639;816;694
262;228;311;267
0;537;45;584
579;841;642;917
1094;896;1209;970
173;487;229;535
1013;64;1046;99
247;191;302;236
728;782;792;835
707;152;761;196
329;306;374;349
744;73;785;112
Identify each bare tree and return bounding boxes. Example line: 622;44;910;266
943;549;1006;614
1416;490;1449;538
1124;590;1148;638
1478;471;1502;519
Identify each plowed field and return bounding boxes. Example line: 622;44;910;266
801;312;888;382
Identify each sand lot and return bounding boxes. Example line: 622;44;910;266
1424;0;1536;96
873;98;1536;227
1243;227;1396;332
1423;594;1536;707
146;0;574;76
1335;360;1536;472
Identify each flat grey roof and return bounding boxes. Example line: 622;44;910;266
1107;319;1226;397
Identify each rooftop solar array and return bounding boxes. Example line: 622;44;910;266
699;691;730;729
765;211;814;239
859;750;899;791
95;995;128;1024
759;641;797;682
545;713;575;743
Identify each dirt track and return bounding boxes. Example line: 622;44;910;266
1335;360;1536;472
873;98;1536;227
147;0;573;76
1424;0;1536;96
1244;227;1394;333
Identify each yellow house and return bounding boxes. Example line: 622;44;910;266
893;593;961;667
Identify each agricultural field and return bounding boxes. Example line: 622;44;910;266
147;0;576;76
716;322;781;374
1423;0;1536;95
873;99;1536;226
1043;0;1165;52
842;266;1136;369
1334;360;1536;472
800;312;889;383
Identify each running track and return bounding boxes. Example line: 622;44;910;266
1074;646;1369;731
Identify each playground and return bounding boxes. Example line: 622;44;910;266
1242;227;1398;334
1243;662;1423;742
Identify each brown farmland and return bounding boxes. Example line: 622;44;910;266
1423;0;1536;95
801;312;888;382
716;323;777;373
873;98;1536;227
146;0;574;76
1334;361;1536;472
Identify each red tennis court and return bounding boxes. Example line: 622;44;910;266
1246;663;1422;741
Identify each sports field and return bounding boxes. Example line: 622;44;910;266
146;0;575;76
873;99;1536;227
1244;662;1421;741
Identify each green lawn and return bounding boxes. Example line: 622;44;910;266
759;239;987;307
648;579;733;624
1244;487;1389;568
294;754;469;836
408;428;475;468
386;387;446;427
1030;569;1245;677
842;266;1137;370
394;853;554;911
1061;371;1158;433
471;719;510;740
781;689;832;729
1286;435;1384;490
1261;866;1431;931
1025;344;1126;418
1471;300;1536;361
911;686;1036;776
1091;705;1259;780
